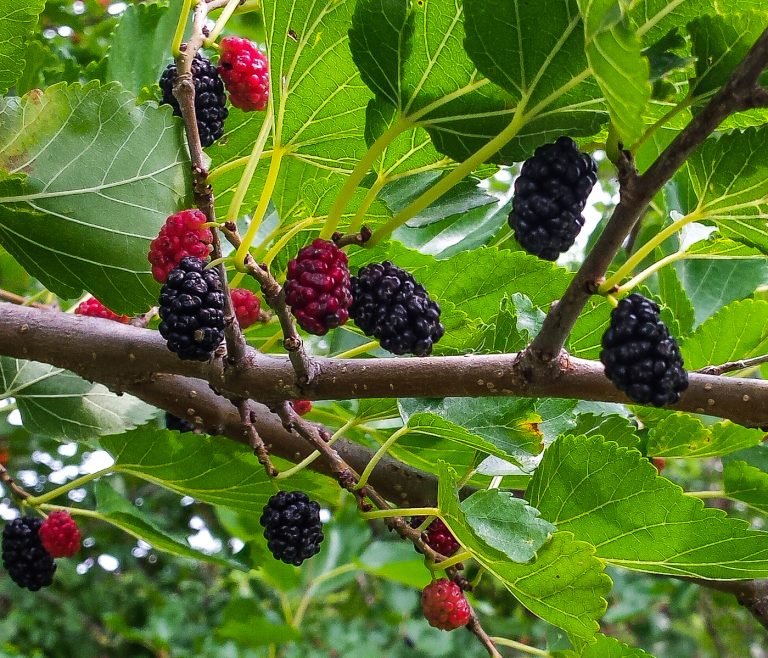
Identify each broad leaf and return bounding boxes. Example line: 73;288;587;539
438;462;609;639
0;357;156;442
0;83;191;312
94;479;247;570
0;0;45;95
724;460;768;515
101;428;338;512
528;435;768;578
459;489;556;563
642;412;764;458
680;299;768;370
560;634;655;658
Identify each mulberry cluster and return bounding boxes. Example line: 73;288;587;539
600;294;688;407
148;209;213;283
284;239;352;335
421;579;471;631
158;256;225;361
2;517;56;591
508;136;597;260
259;491;324;566
75;297;130;323
159;53;228;147
218;37;270;111
349;262;444;356
412;517;460;557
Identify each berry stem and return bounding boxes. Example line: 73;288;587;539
235;146;285;271
171;0;194;57
333;340;379;359
429;550;472;571
613;250;686;294
320;115;414;239
275;418;357;479
599;211;700;292
360;507;440;520
226;111;275;226
490;637;550;657
0;463;31;502
347;176;387;234
368;108;526;246
686;490;726;499
203;0;241;47
25;467;114;506
354;425;410;490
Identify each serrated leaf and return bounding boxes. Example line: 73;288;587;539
94;479;247;570
0;0;46;95
578;0;651;143
559;633;655;658
724;460;768;515
101;428;337;512
656;264;695;337
105;1;185;96
681;299;768;369
0;83;191;313
400;397;543;462
459;490;555;563
438;462;609;639
0;357;156;442
528;435;768;578
642;412;764;458
99;487;249;572
675;128;768;253
570;413;641;450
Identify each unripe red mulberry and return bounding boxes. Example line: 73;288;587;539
38;511;81;558
421;579;471;631
218;37;270;111
148;209;213;283
230;288;262;329
75;297;130;323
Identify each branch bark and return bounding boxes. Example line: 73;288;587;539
2;304;767;427
529;28;768;362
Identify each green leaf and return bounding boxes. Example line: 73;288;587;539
528;435;768;578
656;264;695;337
688;13;768;101
438;462;609;639
685;235;766;258
400;397;543;461
676;257;768;326
642;412;764;458
94;479;247;570
570;413;641;451
0;357;156;442
459;490;556;563
559;633;655;657
724;460;768;515
101;428;337;512
680;299;768;369
675;128;768;253
105;1;185;97
578;0;651;144
0;0;46;95
0;82;191;313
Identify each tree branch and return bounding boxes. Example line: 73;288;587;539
2;304;766;427
529;28;768;362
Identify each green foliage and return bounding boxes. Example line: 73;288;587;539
0;0;767;656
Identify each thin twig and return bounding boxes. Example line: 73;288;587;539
237;399;277;476
221;224;318;383
0;464;30;502
331;226;372;248
466;614;503;658
529;28;768;362
0;289;51;310
698;354;768;376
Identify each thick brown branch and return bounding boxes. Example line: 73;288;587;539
2;304;767;427
530;27;768;361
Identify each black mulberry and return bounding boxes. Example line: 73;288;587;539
158;256;225;361
166;412;196;433
350;262;444;356
259;491;324;566
159;53;229;147
2;517;56;591
600;294;688;406
508;136;597;260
